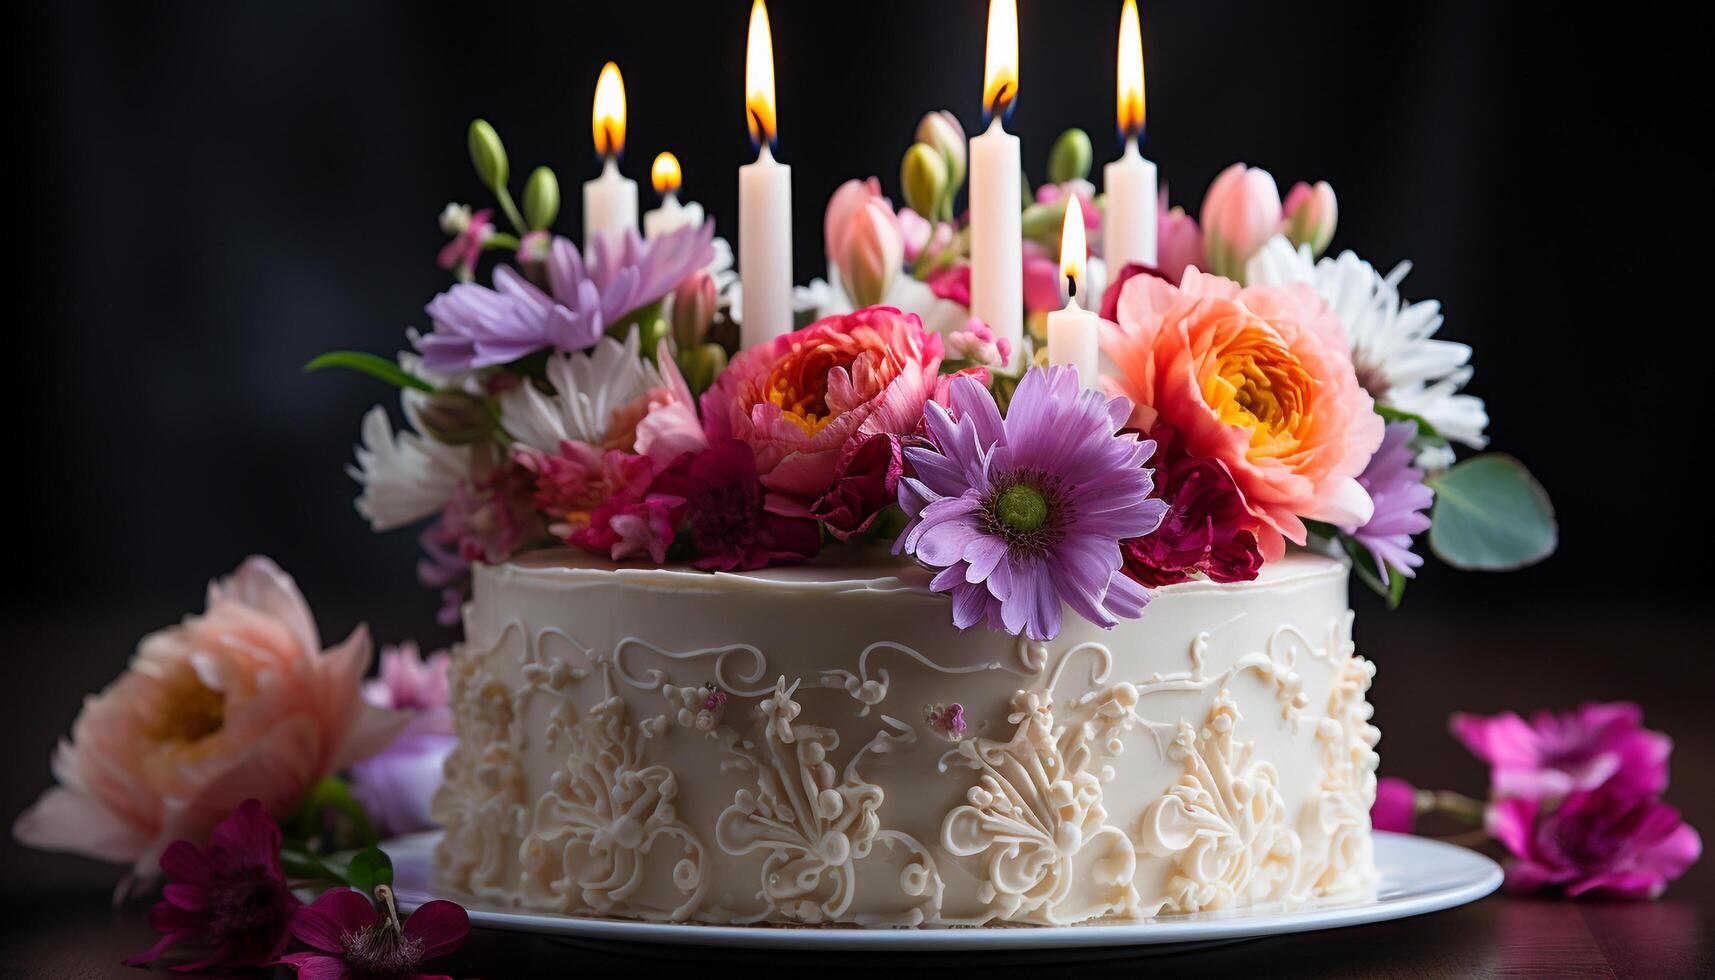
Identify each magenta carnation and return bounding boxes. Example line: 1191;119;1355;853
897;366;1168;640
653;438;821;572
1451;702;1672;802
282;887;469;980
1488;788;1701;900
1342;420;1434;583
1119;423;1262;587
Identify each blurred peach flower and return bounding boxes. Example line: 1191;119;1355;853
1103;270;1384;559
13;557;405;891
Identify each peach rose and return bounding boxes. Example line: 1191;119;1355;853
1102;270;1384;559
13;557;405;887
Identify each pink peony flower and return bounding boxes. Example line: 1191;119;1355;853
1371;777;1419;834
13;559;406;886
1200;163;1283;281
701;306;943;513
809;432;903;540
282;887;469;980
1119;423;1263;587
350;644;455;838
1488;788;1701;900
124;799;299;971
1102;269;1384;560
1450;702;1673;802
652;438;821;572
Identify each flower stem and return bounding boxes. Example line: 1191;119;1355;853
492;184;527;236
1423;789;1487;826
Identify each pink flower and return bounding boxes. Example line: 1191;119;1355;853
1450;702;1672;802
1119;423;1263;587
1036;180;1100;235
897;208;955;263
825;178;905;306
809;432;903;540
824;178;886;270
946;316;1012;368
365;642;451;713
1282;180;1338;258
124;799;299;971
350;644;455;838
436;206;493;282
1103;270;1384;560
282;887;469;980
652;438;821;571
635;339;710;467
1488;788;1701;900
13;558;405;885
928;263;972;307
1157;198;1205;286
1371;777;1419;834
428;464;542;565
701;306;943;513
1021;240;1064;313
571;490;684;564
1200;163;1283;281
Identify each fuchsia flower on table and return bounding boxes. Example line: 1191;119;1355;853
1451;702;1673;802
1371;777;1420;834
897;367;1167;641
1488;788;1702;900
282;887;469;980
124;799;299;971
1342;420;1435;584
350;644;456;838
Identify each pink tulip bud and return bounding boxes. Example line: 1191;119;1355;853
1282;180;1339;258
1155;200;1204;287
670;269;718;348
841;198;904;307
1199;163;1283;282
824;177;887;276
915;110;967;191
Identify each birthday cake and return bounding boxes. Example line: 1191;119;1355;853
316;0;1553;929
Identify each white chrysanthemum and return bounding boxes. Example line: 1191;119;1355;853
348;352;470;532
496;327;663;451
1248;236;1488;463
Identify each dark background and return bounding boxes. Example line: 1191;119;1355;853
6;2;1713;971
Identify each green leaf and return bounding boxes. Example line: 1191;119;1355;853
345;847;394;895
1305;520;1408;609
1374;405;1444;443
279;847;343;883
1427;453;1557;571
290;776;379;849
304;351;433;393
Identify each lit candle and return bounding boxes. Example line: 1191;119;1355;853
644;152;705;239
1102;0;1157;272
1046;196;1100;387
738;0;793;349
969;0;1023;368
584;61;639;262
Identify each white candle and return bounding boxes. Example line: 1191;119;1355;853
584;62;638;261
739;0;793;348
644;152;705;239
1046;196;1100;387
1102;0;1156;272
969;0;1023;367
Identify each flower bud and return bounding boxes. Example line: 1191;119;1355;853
670;270;718;349
679;342;728;397
438;203;473;236
841;199;905;307
523;166;560;231
1200;162;1283;282
914;110;966;191
1047;128;1093;185
900;142;949;220
417;389;496;445
1282;180;1338;258
467;119;509;191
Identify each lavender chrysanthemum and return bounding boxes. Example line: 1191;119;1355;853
1342;420;1434;583
416;221;714;374
897;366;1169;641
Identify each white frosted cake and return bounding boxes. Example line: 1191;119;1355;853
432;549;1379;926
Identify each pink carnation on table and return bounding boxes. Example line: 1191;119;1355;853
12;558;407;889
701;306;943;515
1371;777;1419;834
1450;702;1672;802
1488;788;1701;900
1102;269;1384;560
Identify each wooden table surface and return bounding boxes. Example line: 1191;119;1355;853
3;601;1711;978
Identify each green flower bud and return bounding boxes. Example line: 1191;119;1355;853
679;343;728;397
467;119;509;191
1047;129;1093;185
914;110;966;192
900;142;949;219
418;389;495;446
523;166;560;231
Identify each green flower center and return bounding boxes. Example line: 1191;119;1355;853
994;485;1049;534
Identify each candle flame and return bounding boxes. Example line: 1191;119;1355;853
745;0;778;149
1060;196;1087;298
592;62;627;158
982;0;1019;124
1117;0;1145;142
651;152;682;195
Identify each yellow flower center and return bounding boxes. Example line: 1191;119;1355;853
1203;325;1314;459
149;670;226;745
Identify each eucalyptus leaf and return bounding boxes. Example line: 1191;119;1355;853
304;351;433;393
1427;453;1557;570
345;847;394;895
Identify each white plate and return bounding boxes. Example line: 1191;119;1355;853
385;831;1500;952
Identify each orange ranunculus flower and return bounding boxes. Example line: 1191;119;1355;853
1102;270;1384;560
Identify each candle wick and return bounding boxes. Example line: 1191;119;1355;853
1065;273;1077;300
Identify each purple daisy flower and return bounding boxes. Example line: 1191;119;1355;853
416;221;714;374
897;366;1168;640
1342;420;1434;583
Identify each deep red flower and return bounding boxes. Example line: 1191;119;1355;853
124;799;300;972
1120;423;1263;587
653;439;821;571
807;433;903;540
281;887;469;980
